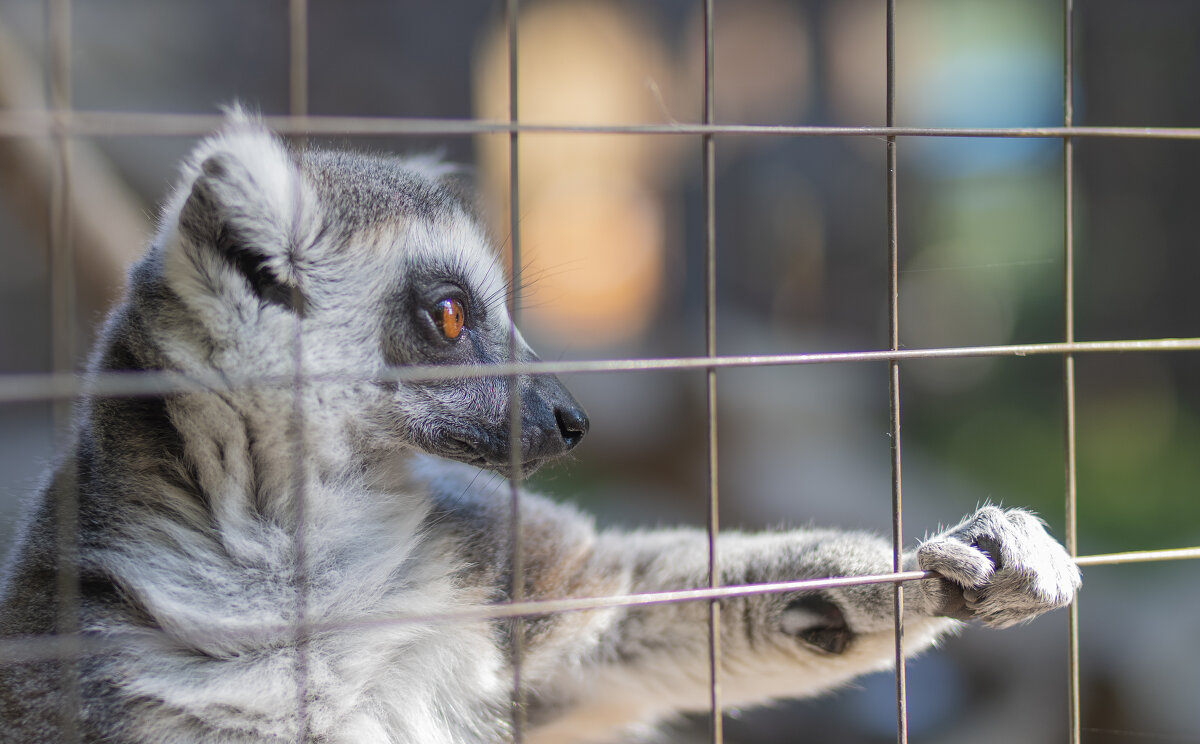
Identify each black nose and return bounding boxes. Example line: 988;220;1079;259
524;376;589;461
555;402;589;452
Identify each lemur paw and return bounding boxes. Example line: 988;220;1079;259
915;506;1081;628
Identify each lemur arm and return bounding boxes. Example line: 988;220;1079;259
418;462;1077;741
521;505;1079;742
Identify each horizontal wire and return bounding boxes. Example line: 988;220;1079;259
0;545;1194;666
0;570;935;665
2;110;1200;140
1074;546;1200;567
2;336;1198;404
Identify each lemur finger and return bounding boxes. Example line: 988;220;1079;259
916;537;994;589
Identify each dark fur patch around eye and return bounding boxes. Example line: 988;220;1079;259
381;260;490;368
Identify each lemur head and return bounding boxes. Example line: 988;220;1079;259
142;112;587;475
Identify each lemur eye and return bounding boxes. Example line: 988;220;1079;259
433;297;466;340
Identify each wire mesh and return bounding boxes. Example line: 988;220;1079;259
1;1;1199;743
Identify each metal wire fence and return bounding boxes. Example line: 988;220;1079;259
1;1;1199;743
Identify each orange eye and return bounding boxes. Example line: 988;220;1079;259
434;297;466;340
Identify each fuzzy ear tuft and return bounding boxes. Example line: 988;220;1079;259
173;112;310;314
216;101;257;127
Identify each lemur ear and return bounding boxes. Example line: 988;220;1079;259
175;111;310;315
399;152;477;206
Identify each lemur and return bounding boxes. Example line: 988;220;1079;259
0;113;1080;743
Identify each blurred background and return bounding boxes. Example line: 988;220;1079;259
0;0;1197;742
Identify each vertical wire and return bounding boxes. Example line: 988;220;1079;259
1062;2;1081;743
287;256;310;741
47;0;74;379
47;0;79;740
884;1;908;743
287;0;311;736
505;1;527;741
701;1;722;743
289;0;308;126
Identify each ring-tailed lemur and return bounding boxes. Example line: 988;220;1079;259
0;113;1080;743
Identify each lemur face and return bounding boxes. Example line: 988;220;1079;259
160;116;587;475
362;214;590;475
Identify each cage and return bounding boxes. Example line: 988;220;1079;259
0;1;1198;742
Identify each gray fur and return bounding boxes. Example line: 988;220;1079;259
0;114;1080;743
